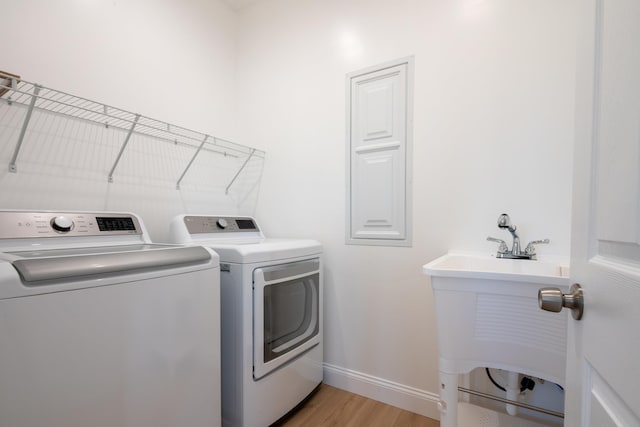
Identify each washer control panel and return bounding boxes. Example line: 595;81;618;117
0;212;142;239
184;216;258;234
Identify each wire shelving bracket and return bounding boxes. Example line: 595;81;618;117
108;114;140;183
226;148;256;195
8;83;39;173
176;134;209;190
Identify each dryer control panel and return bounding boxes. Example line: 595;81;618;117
0;211;142;238
184;216;258;234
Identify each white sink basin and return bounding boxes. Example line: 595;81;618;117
423;252;570;286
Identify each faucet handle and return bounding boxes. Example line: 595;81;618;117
487;236;508;254
525;239;550;256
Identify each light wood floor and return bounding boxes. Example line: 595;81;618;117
275;384;440;427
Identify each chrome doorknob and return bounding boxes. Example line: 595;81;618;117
538;283;583;320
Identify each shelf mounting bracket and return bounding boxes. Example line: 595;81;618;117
176;135;209;190
108;114;140;183
8;85;40;173
225;148;256;195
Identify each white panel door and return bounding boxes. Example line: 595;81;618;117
348;60;411;245
562;0;640;425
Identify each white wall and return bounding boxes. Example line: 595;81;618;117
0;0;260;242
235;0;576;417
3;0;237;137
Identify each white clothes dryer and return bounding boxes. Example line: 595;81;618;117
0;210;221;427
170;215;323;427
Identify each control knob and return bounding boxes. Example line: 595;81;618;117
216;218;228;229
51;215;74;232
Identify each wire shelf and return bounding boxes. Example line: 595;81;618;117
0;71;264;189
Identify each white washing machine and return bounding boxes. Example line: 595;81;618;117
0;210;221;427
170;215;323;427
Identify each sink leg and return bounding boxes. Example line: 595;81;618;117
439;371;458;427
506;370;520;416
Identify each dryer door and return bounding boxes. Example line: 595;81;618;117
253;258;321;380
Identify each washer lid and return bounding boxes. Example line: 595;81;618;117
203;238;322;264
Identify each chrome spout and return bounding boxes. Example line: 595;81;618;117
489;214;545;260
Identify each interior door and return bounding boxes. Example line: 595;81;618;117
564;0;640;425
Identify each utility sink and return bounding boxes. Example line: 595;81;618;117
423;252;570;286
422;252;571;427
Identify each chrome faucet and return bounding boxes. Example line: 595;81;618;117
487;213;549;260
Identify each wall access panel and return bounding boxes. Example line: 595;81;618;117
346;57;413;246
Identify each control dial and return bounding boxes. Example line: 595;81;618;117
51;215;74;232
216;218;228;229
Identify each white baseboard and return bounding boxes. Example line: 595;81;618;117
322;363;441;420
